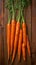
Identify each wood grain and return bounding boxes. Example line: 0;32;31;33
32;0;36;65
0;0;36;65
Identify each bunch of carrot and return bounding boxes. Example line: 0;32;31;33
5;0;31;63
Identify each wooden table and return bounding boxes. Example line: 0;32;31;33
0;0;36;65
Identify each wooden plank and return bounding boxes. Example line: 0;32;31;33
0;0;4;27
1;0;36;65
32;0;36;52
26;6;32;42
0;0;4;64
3;1;27;65
0;26;2;64
3;1;32;65
32;0;36;65
26;6;32;65
3;3;8;65
0;26;4;65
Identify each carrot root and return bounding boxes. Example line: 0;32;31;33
18;29;22;61
7;24;11;60
27;36;31;56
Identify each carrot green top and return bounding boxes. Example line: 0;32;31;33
21;0;32;23
5;0;15;23
5;0;31;23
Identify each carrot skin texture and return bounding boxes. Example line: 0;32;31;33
7;24;11;60
22;23;27;46
12;22;20;62
22;43;26;61
22;23;27;61
27;36;31;56
11;20;16;55
18;29;22;61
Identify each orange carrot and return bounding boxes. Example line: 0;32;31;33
22;22;27;61
12;22;20;62
7;23;11;60
22;43;26;61
27;35;31;56
22;23;27;46
18;29;22;61
10;20;16;55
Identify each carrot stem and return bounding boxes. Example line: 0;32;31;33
12;5;15;20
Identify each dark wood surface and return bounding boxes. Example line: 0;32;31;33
0;0;36;65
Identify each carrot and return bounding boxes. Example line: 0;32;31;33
10;19;16;55
22;43;26;61
12;3;21;62
12;21;20;62
22;22;27;46
10;0;17;57
22;21;27;61
7;23;11;60
17;29;22;61
27;35;31;56
21;0;31;61
21;20;27;61
21;10;27;61
6;0;14;60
